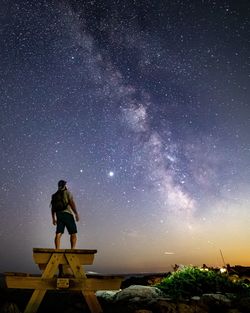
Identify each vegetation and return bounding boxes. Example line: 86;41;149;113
156;266;250;299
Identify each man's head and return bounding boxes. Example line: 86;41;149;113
58;180;67;189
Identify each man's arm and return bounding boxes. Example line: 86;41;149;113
51;203;57;225
69;198;79;222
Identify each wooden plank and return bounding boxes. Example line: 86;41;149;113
34;252;95;266
24;253;64;313
64;254;105;313
24;290;46;313
6;276;56;289
82;291;103;313
41;253;64;278
6;276;122;291
85;277;122;291
65;253;86;278
4;272;30;277
33;248;97;254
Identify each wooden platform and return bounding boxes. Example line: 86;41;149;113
5;248;123;313
33;248;97;270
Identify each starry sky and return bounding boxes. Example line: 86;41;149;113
0;0;250;274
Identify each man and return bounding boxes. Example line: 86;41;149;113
51;180;79;249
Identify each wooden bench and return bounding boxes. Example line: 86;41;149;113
5;248;123;313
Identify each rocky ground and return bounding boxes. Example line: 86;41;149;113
1;271;250;313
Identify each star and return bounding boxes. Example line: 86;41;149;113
108;171;114;177
0;0;249;274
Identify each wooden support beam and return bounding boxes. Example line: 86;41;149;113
6;276;123;291
65;253;86;278
65;254;104;313
24;253;64;313
24;290;46;313
83;291;103;313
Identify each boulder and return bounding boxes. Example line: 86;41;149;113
177;302;207;313
201;293;231;311
151;299;177;313
104;285;166;313
237;296;250;312
152;300;208;313
96;290;119;302
114;285;165;302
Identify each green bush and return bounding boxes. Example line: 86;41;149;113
156;266;250;299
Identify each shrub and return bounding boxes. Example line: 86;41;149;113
156;266;250;299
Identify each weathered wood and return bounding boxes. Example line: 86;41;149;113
65;253;104;312
33;249;96;267
41;253;64;278
5;248;123;313
24;290;46;313
24;253;64;313
6;276;122;290
82;290;103;313
65;253;87;278
33;248;97;254
4;272;30;277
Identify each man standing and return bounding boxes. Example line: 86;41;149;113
51;180;79;249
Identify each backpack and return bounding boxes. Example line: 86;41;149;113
51;190;68;212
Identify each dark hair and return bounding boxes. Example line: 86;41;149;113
58;180;67;188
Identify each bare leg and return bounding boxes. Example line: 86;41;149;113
70;233;77;249
54;233;63;277
55;233;62;249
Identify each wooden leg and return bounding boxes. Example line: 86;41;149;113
24;290;46;313
41;253;64;278
65;254;86;278
24;253;64;313
65;254;103;313
82;291;103;313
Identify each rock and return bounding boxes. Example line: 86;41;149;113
177;303;197;313
201;293;231;311
114;285;165;302
178;302;209;313
96;290;119;302
152;299;177;313
134;310;153;313
202;293;231;304
153;301;207;313
109;286;166;313
238;296;250;312
191;296;201;301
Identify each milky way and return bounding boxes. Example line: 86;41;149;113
0;0;249;273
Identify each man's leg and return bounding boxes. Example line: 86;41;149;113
70;233;77;249
55;233;62;249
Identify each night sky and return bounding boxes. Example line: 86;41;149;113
0;0;250;274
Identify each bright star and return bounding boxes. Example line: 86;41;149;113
108;171;114;177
